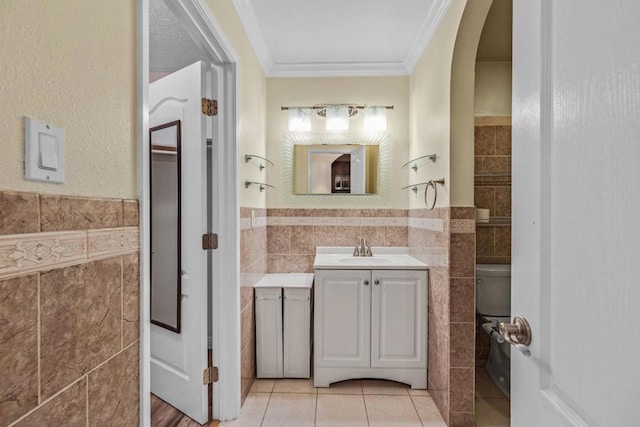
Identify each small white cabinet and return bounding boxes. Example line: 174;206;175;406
255;274;313;379
314;268;428;388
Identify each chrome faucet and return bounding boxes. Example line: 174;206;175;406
353;237;373;257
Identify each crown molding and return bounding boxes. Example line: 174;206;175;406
403;0;453;73
269;62;409;78
231;0;273;74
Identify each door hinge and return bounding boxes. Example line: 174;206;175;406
203;366;219;385
202;232;219;250
202;98;218;116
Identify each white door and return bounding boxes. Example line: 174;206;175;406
314;270;371;369
350;145;366;194
370;270;427;369
512;1;640;425
150;61;210;425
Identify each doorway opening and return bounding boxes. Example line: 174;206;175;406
139;0;240;424
472;0;512;425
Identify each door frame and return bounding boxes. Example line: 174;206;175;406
137;0;241;424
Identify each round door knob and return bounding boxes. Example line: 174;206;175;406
374;280;380;285
364;280;369;286
499;316;532;346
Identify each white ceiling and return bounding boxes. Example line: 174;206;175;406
235;0;452;77
149;0;207;73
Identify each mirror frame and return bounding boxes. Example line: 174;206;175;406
149;120;182;333
282;132;391;204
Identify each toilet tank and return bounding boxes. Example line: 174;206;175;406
476;264;511;316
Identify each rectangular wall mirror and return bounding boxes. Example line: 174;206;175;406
150;120;182;333
293;144;379;195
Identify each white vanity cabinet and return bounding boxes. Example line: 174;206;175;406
313;268;428;389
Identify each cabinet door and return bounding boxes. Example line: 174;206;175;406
371;270;427;369
255;288;283;378
283;288;311;378
314;270;371;368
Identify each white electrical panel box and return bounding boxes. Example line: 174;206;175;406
24;117;65;184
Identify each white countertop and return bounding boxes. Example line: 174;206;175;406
313;247;428;270
254;273;314;288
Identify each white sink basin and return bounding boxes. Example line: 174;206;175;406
338;257;392;265
313;247;428;270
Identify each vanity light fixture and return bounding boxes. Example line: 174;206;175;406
287;107;312;131
363;106;387;131
281;104;393;132
325;105;349;130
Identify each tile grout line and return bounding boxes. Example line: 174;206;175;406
121;256;124;349
85;374;89;426
8;375;87;427
408;393;425;427
259;391;272;427
313;390;318;426
37;272;41;405
362;392;371;427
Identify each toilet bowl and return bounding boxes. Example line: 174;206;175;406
476;264;511;399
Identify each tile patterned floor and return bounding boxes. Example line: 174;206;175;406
220;378;446;427
474;369;510;427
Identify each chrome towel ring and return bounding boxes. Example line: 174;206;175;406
424;178;446;211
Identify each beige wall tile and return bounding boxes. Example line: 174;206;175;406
88;343;139;426
450;323;475;368
482;156;509;174
450;233;475;278
361;226;385;247
267;226;290;255
123;253;140;347
449;411;475;426
474;186;495;212
494;187;512;217
450;278;475;323
476;227;495;258
0;274;38;426
15;378;86;427
475;126;496;155
494;227;511;257
333;226;361;246
313;226;337;247
495;126;512;156
40;258;121;399
449;368;474;413
40;195;123;232
384;226;409;247
451;207;476;220
0;191;40;235
122;200;139;227
290;226;314;254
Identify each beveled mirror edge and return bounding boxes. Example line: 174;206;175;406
282;132;391;204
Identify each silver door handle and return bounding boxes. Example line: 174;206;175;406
499;316;532;356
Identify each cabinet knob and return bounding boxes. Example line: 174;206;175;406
364;280;369;286
374;279;380;285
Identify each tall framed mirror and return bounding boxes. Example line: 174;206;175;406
150;120;182;333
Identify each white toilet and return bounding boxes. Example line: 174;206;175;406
476;264;511;399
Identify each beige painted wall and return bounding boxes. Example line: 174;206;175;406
450;0;493;207
409;0;468;209
475;62;512;116
0;1;136;199
205;0;267;209
266;77;409;208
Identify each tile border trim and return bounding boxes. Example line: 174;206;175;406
267;216;408;227
0;227;140;280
